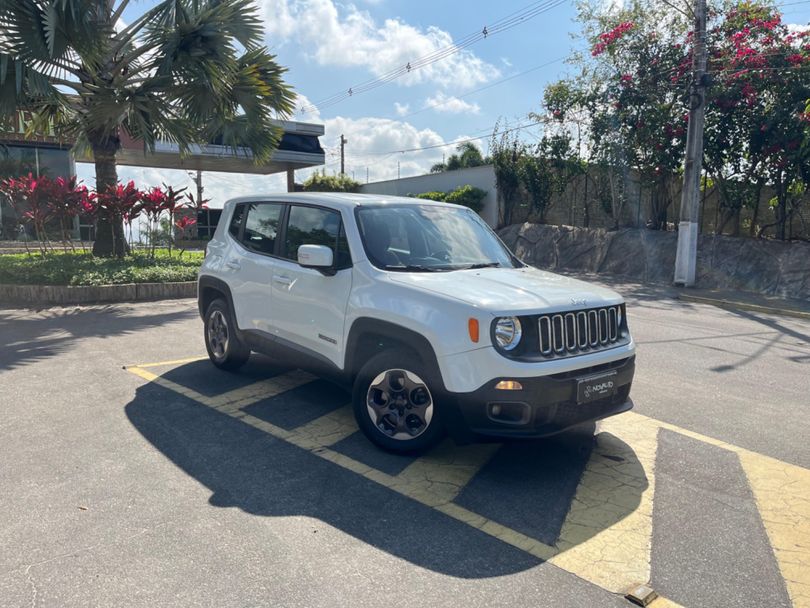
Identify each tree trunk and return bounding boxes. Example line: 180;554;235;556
91;138;128;257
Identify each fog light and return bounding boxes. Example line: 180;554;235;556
487;401;530;424
495;380;523;391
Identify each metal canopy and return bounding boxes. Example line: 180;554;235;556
77;119;325;175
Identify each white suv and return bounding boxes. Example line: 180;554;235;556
198;193;635;452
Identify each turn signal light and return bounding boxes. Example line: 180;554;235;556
468;318;480;343
495;380;523;391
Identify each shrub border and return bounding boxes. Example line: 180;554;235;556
0;281;196;307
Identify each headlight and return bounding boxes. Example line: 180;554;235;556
494;317;522;351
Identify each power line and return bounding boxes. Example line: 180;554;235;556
365;120;541;156
298;0;569;115
387;55;572;121
775;0;810;7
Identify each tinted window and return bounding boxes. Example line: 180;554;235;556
243;203;283;254
284;206;351;269
228;204;245;239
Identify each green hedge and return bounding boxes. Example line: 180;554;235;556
0;249;204;286
412;185;487;212
302;173;361;192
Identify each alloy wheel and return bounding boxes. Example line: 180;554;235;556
207;310;229;360
366;369;434;440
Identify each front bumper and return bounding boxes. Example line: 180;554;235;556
439;356;635;441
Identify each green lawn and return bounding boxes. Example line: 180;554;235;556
0;249;204;286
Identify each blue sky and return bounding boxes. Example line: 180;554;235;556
76;0;810;207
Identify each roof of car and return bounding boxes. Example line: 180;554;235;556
223;192;464;212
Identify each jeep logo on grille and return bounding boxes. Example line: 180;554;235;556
571;298;587;307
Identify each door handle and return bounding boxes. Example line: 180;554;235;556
225;260;241;270
273;276;293;286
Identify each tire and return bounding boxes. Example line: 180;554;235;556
352;350;445;453
204;298;250;371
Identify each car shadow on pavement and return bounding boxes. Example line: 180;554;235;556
0;305;196;371
125;361;647;579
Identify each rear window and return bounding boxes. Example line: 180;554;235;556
228;204;245;239
242;203;284;255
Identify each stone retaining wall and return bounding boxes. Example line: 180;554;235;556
0;281;196;307
499;224;810;301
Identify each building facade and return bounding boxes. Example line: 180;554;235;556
0;111;324;241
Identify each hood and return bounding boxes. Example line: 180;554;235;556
388;266;623;315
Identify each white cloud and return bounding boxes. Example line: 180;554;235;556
787;23;810;36
424;92;481;115
291;96;455;183
301;115;448;183
394;102;410;116
262;0;499;89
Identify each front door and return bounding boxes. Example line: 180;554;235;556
270;204;353;369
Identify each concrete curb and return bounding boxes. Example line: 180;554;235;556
678;293;810;321
0;281;196;307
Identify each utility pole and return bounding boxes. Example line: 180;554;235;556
366;167;369;183
340;134;347;176
193;169;204;205
190;169;205;239
397;160;401;180
674;0;709;286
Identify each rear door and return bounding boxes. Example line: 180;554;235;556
229;201;285;333
270;204;353;368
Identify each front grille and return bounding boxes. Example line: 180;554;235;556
537;305;625;359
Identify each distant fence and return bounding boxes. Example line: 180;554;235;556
360;165;809;240
507;169;810;241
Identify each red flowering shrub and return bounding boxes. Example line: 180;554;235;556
592;21;635;56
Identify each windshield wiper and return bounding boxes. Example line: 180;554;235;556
458;262;502;270
383;264;449;272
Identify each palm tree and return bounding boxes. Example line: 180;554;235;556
430;142;489;173
0;0;295;256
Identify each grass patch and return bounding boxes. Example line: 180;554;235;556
0;249;204;286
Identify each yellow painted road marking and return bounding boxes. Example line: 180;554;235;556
127;365;314;411
126;364;561;563
390;439;500;507
551;414;659;594
125;360;809;607
126;355;208;369
621;411;810;608
286;404;357;450
739;451;810;608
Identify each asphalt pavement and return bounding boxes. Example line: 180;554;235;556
0;283;808;608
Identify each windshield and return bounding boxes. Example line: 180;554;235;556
356;204;519;271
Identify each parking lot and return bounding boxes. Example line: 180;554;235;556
1;283;809;608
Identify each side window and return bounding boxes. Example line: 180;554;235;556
284;206;351;269
228;204;245;239
242;203;283;255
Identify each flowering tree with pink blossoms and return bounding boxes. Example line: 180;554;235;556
540;0;810;238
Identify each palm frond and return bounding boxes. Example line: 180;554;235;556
3;0;296;166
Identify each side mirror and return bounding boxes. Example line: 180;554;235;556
298;244;335;275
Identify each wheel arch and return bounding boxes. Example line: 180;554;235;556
198;275;236;322
345;318;444;389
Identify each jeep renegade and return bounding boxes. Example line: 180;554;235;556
198;193;635;453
